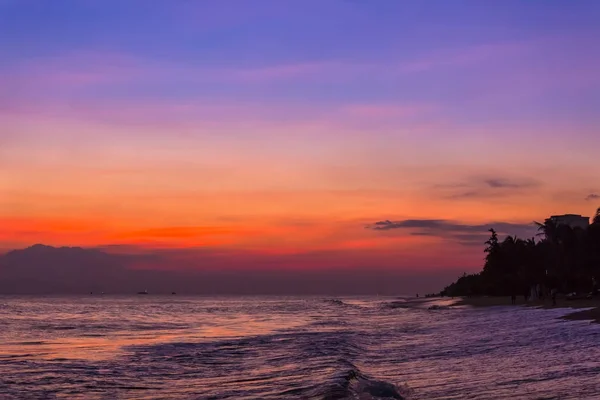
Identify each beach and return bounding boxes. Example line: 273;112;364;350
455;296;600;323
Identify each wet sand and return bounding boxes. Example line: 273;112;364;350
559;307;600;323
454;296;600;323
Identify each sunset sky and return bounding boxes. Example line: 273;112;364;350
2;1;599;273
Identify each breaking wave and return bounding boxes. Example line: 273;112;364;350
310;362;411;400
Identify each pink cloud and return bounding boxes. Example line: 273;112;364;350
2;35;596;130
0;40;530;93
226;61;342;82
340;104;435;118
3;34;592;101
0;88;434;134
221;41;530;82
401;42;528;72
2;51;142;89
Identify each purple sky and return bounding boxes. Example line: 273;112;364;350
1;1;599;294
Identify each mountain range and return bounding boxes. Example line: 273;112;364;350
0;244;461;295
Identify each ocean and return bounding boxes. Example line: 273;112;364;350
1;296;599;399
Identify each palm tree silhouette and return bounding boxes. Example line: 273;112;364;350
593;207;600;225
534;219;559;244
445;208;600;296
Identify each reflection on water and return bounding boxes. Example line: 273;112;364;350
1;296;599;399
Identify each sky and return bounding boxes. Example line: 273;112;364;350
1;1;600;286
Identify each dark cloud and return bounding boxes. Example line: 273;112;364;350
367;219;537;246
585;193;600;201
484;178;537;189
439;176;541;199
369;219;532;233
409;231;437;236
447;191;483;199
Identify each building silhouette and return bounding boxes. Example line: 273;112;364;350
546;214;590;229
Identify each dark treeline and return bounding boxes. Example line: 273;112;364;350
443;208;600;297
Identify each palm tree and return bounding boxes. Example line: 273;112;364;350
534;219;559;244
593;207;600;225
444;211;600;296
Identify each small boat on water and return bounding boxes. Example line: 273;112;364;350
137;289;148;295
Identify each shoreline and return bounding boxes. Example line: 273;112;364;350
453;296;600;324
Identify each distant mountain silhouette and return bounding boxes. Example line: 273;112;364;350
0;244;463;295
0;244;128;294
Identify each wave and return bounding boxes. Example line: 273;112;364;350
121;328;410;399
32;323;81;331
381;301;412;309
427;305;451;310
323;298;349;307
322;299;364;309
310;361;411;400
382;299;454;311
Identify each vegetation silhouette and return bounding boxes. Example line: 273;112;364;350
443;207;600;297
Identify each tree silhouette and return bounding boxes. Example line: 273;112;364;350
535;219;558;244
443;208;600;297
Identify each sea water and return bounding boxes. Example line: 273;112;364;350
1;296;600;399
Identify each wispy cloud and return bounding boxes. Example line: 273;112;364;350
438;176;541;200
222;42;526;82
367;219;537;246
226;61;341;82
340;104;435;118
0;39;530;93
484;178;536;189
0;89;434;134
586;193;600;201
396;42;528;73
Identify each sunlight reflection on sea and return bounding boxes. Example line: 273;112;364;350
1;296;599;399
